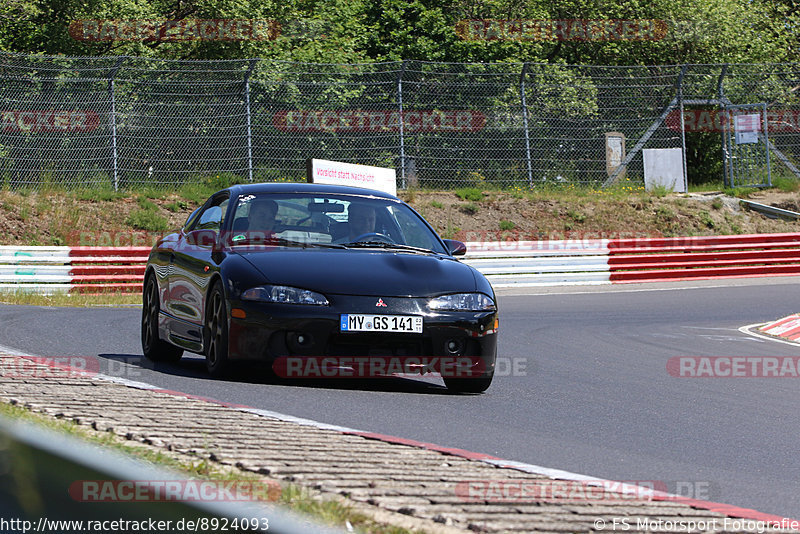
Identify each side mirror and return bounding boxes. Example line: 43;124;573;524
185;229;218;248
443;239;467;256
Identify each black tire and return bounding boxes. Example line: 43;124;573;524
443;374;494;394
204;281;230;377
141;275;183;362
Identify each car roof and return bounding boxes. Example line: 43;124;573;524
226;182;401;201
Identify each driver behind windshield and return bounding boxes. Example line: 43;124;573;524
345;202;376;242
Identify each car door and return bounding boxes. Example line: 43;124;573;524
167;193;230;346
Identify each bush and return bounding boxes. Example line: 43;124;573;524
455;188;483;202
460;203;479;215
126;210;168;232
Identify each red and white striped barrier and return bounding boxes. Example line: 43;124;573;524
608;233;800;283
3;233;800;293
0;246;149;294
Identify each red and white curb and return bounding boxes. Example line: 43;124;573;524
758;314;800;343
1;343;796;528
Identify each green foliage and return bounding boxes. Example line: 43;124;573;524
460;202;479;214
75;189;126;202
566;209;585;222
772;175;800;192
126;210;168;232
165;200;190;212
455;187;483;202
136;196;158;211
649;184;671;198
723;187;752;198
711;198;723;210
430;200;444;209
699;210;715;228
499;219;515;230
1;0;792;65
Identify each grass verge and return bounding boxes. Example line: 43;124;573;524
0;291;141;307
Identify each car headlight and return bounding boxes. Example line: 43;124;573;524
428;293;495;311
242;285;329;306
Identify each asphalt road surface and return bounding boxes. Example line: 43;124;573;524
1;279;798;518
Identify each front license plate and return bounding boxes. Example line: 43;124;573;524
340;314;423;333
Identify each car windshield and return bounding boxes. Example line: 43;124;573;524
228;192;448;254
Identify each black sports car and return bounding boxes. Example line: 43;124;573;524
141;183;498;393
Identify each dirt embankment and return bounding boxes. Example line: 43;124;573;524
0;188;799;246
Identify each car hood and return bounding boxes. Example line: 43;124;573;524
235;248;478;297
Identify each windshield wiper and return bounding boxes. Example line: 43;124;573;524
342;241;436;254
231;236;346;249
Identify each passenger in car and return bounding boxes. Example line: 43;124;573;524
248;198;279;232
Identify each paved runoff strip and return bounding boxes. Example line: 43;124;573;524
0;348;797;533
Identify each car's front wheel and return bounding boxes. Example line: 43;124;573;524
141;275;183;362
204;281;230;377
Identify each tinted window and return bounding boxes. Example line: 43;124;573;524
230;192;446;253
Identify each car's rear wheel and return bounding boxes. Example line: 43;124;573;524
204;281;229;377
443;374;493;394
141;275;183;362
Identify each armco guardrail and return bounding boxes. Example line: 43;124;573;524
3;234;800;293
462;239;612;287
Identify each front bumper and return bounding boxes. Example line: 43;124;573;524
226;294;497;378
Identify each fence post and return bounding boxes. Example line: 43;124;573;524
108;56;125;191
679;65;688;191
717;64;729;187
244;59;257;183
520;63;533;188
397;60;407;189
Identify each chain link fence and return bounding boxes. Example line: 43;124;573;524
2;52;800;190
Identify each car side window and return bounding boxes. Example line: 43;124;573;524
193;197;229;233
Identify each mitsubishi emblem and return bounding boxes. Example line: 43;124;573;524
375;298;388;307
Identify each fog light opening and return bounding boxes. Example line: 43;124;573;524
445;339;464;355
287;331;315;354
